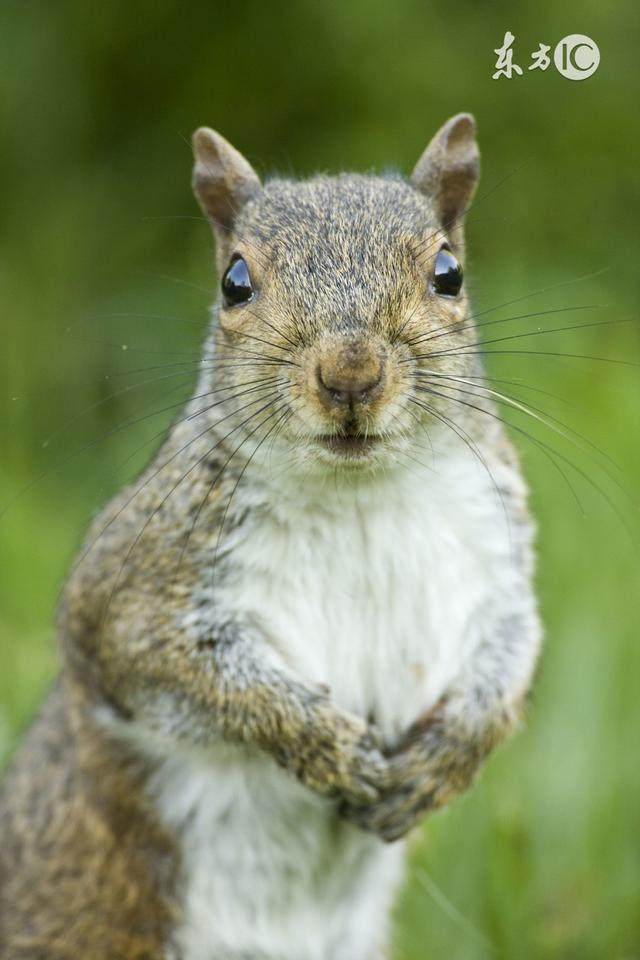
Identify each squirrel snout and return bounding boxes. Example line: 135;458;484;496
316;339;385;408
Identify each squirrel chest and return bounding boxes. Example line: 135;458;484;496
212;458;504;743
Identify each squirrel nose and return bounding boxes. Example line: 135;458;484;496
316;339;384;408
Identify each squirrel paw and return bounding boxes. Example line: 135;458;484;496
292;701;390;806
338;715;482;842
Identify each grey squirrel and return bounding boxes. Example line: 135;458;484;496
0;113;541;960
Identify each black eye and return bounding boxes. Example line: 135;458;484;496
432;247;463;298
221;256;254;306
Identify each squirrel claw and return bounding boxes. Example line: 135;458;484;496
338;786;439;842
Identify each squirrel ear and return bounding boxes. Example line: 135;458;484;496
192;128;261;237
410;113;480;231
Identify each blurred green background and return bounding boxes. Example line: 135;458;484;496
1;1;638;957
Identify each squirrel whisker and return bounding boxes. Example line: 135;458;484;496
406;303;603;349
208;404;292;586
407;309;626;356
174;400;288;583
405;267;612;346
415;383;633;538
101;391;286;625
413;371;622;475
407;393;509;531
68;387;285;592
112;378;288;477
418;347;640;367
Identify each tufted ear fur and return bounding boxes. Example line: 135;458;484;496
411;114;480;237
192;128;261;243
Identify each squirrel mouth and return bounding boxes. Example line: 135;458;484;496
315;433;381;457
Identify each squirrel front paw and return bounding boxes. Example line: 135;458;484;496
338;713;484;842
288;699;390;806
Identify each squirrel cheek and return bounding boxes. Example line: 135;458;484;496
218;307;253;336
430;298;465;331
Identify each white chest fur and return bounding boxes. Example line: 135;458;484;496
220;453;512;741
153;453;516;960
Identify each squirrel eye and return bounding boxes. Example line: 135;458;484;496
432;247;463;298
221;256;253;306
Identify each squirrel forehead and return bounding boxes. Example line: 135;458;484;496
235;174;438;264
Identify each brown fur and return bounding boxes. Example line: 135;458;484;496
0;682;176;958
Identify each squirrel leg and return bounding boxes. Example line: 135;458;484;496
97;620;389;807
339;607;541;842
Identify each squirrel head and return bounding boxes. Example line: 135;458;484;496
191;116;481;471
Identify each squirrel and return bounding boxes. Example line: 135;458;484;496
0;113;541;960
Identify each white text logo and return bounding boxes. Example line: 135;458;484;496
493;31;600;81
